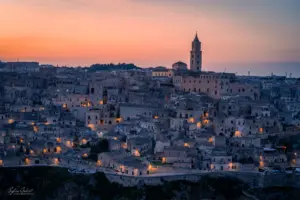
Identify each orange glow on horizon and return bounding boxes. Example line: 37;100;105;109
0;1;295;68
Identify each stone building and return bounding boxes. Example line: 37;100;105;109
190;33;202;72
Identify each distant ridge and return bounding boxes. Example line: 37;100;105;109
88;63;141;72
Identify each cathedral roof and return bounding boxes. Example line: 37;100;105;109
173;61;187;66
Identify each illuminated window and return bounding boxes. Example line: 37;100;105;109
196;122;201;128
188;117;195;123
234;131;242;137
184;143;190;148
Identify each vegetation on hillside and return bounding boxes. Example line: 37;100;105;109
89;63;141;72
0;167;248;200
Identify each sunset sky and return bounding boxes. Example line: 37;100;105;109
0;0;299;75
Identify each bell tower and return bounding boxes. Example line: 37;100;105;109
190;33;202;72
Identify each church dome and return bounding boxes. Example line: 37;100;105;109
172;61;187;71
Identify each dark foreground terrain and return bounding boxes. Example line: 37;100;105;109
0;167;299;200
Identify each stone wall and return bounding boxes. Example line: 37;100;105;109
105;171;300;188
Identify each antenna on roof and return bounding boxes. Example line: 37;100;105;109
224;68;226;73
248;71;250;76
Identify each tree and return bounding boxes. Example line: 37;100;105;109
25;147;30;155
88;139;109;161
19;144;24;153
80;141;91;148
73;135;79;148
90;139;109;154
